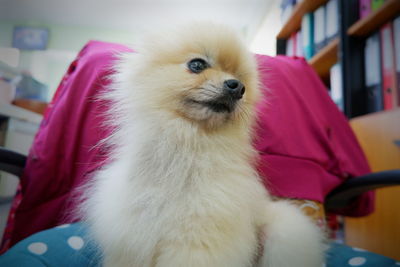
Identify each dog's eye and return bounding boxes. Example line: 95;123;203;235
187;58;209;74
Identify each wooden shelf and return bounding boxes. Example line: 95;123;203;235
309;38;339;80
347;0;400;37
277;0;328;39
12;99;48;115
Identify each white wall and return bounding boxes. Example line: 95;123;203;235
0;20;139;99
1;2;282;99
250;0;281;56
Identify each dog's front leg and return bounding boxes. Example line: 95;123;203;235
257;200;326;267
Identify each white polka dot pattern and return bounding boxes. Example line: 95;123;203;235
56;224;71;228
348;257;367;266
67;236;84;250
27;242;48;255
352;247;367;252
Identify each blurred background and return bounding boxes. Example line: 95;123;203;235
0;0;281;100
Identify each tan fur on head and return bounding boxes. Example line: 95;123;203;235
117;23;260;132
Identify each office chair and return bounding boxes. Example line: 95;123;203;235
0;41;399;266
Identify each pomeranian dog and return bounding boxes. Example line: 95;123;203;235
81;23;324;267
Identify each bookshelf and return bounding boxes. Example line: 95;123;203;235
309;38;339;81
347;0;400;37
276;0;339;86
277;0;329;39
338;0;400;258
276;0;400;258
276;0;400;118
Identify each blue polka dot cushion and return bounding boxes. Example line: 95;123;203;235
0;223;101;267
0;223;399;266
327;243;400;267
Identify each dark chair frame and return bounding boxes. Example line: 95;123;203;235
0;147;27;204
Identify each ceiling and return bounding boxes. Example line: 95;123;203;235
0;0;276;40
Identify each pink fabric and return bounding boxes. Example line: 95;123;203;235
3;41;132;248
254;55;374;215
1;41;373;250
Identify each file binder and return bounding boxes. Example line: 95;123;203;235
364;33;384;112
380;23;398;109
301;13;314;60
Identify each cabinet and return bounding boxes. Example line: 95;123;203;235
0;104;41;237
276;0;400;118
276;0;400;258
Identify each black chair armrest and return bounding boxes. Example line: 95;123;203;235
0;146;27;178
325;169;400;211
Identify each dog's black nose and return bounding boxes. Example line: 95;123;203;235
223;79;245;99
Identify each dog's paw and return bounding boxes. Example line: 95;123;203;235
258;201;326;267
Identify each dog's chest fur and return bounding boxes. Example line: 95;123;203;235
88;118;267;266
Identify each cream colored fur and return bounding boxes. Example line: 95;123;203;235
81;23;325;267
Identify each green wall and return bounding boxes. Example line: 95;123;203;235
0;20;137;50
0;20;138;98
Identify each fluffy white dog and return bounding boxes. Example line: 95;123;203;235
81;23;325;267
